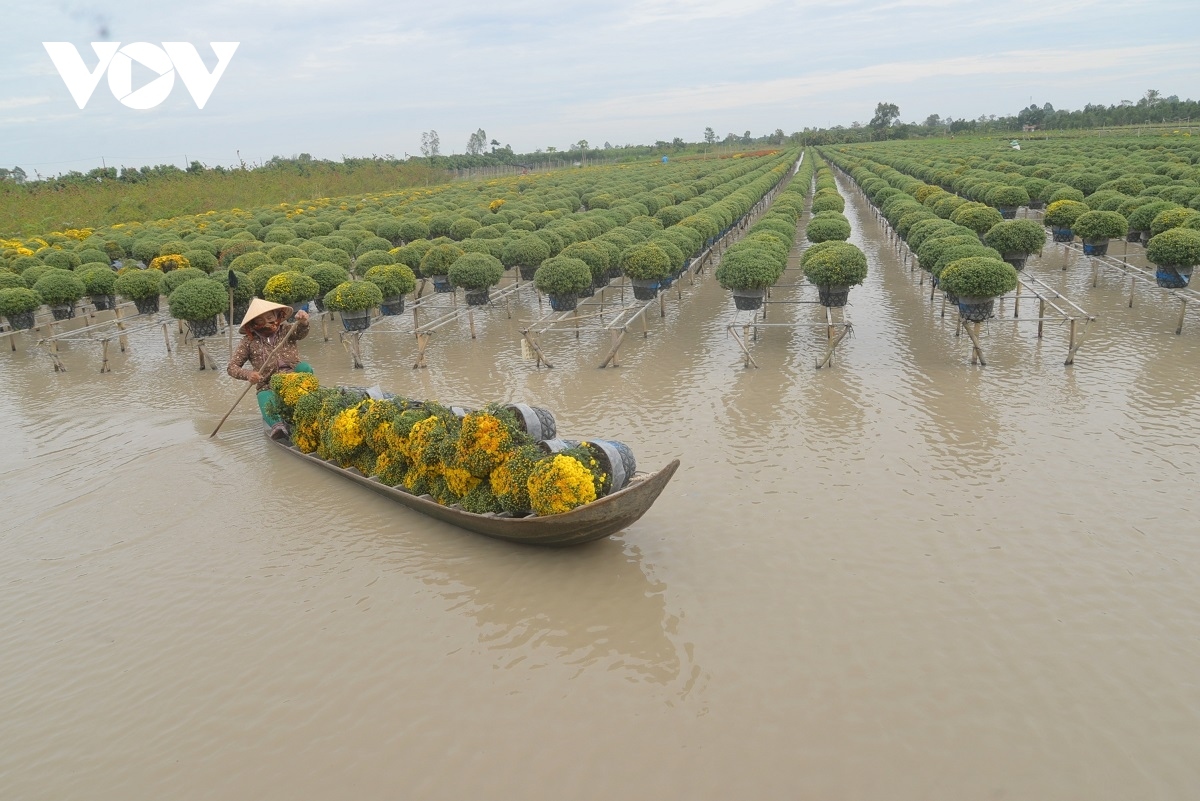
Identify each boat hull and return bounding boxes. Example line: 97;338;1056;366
269;437;678;546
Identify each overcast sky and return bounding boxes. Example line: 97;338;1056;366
3;0;1198;177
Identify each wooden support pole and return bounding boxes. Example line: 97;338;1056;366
350;332;364;369
523;332;553;368
1176;298;1188;336
197;340;208;370
468;309;476;340
114;305;128;351
100;338;110;372
1066;318;1078;365
965;321;986;366
599;328;625;368
1038;299;1046;338
322;312;331;342
1012;281;1020;318
162;322;172;353
1129;276;1137;308
413;332;430;368
817;325;850;370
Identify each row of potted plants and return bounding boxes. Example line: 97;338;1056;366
715;153;815;309
820;149;1017;322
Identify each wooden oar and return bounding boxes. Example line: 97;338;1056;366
209;320;298;438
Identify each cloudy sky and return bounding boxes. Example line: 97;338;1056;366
3;0;1198;177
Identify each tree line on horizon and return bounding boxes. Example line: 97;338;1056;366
3;90;1197;194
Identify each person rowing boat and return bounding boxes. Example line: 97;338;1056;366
226;298;312;439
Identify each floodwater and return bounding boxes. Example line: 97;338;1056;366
3;178;1199;801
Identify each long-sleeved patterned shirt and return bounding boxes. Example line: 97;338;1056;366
227;319;310;391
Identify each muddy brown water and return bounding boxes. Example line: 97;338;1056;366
3;179;1199;800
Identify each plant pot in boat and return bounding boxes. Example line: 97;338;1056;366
505;403;557;441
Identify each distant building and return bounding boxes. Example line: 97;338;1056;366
1022;124;1038;132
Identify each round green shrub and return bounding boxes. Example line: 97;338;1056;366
0;287;43;317
248;264;286;294
267;244;305;263
161;267;208;295
559;241;610;282
532;256;591;296
803;242;868;287
216;270;257;303
263;271;320;304
447;252;504;291
983;220;1045;256
806;214;851;243
1043;200;1089;229
1127;200;1177;233
938;257;1018;298
168;278;227;321
949;202;1004;235
500;236;550;270
183;249;218;272
811;193;845;214
0;271;26;291
418;243;465;278
131;239;164;263
363;263;417;298
229;251;272;273
158;240;187;256
355;236;393;257
931;243;1001;279
716;248;781;291
114;269;162;301
1146;228;1200;267
353;249;394;276
324;280;383;312
397;218;430;243
448;218;481;240
986;185;1030;209
619;243;673;280
1072;211;1127;241
76;248;109;266
21;264;66;288
218;240;262;268
1150;207;1200;236
1048;186;1086;204
304;263;352;297
32;270;86;306
78;266;117;295
11;255;42;273
43;250;81;270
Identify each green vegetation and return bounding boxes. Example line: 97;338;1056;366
168;278;228;321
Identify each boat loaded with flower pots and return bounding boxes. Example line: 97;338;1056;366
262;374;678;545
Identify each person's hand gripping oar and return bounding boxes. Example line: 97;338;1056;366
209;319;299;438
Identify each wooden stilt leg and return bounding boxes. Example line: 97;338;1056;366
1176;298;1188;335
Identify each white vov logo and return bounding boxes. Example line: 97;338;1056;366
43;42;239;110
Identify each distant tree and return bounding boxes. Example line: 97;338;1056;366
420;130;440;158
603;141;613;149
869;102;900;136
923;113;941;127
671;136;684;149
546;145;557;153
1142;89;1162;106
1;166;28;183
703;126;716;144
466;128;487;155
741;130;752;144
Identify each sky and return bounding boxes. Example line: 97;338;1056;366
3;0;1199;178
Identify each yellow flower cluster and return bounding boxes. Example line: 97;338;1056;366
274;371;319;407
328;405;366;455
455;413;512;478
149;254;192;272
527;454;597;516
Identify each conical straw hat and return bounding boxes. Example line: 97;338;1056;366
238;297;292;334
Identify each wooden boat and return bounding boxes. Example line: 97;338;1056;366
269;435;679;546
